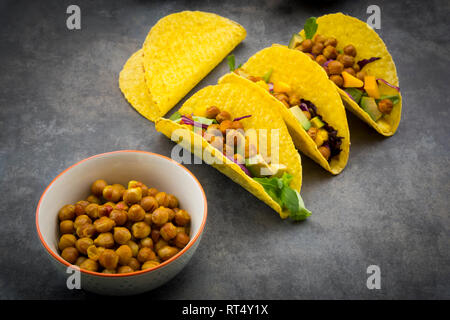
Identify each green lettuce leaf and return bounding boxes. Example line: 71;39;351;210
304;17;318;40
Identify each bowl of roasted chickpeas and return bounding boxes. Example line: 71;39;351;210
36;150;207;295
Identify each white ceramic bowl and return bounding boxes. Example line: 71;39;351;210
36;150;207;295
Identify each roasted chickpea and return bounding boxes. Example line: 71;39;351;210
127;240;139;257
80;258;98;272
155;239;168;252
91;179;108;196
61;247;79;264
109;209;127;226
115;245;133;265
86;195;101;204
142;261;160;270
343;67;356;77
174;209;191;226
102;185;121;202
154;192;170;207
128;204;145;222
324;37;337;47
58;204;75;221
174;232;190;249
288;92;301;106
75;256;87;266
140;237;154;249
102;269;116;274
318;145;331;160
128;181;148;197
98;204;114;218
158;246;179;261
311;42;324;56
330;75;344;87
94;216;115;233
76;223;96;238
147;187;158;197
356;71;366;82
315;54;327;66
314;34;326;44
140;196;158;212
113;227;131;245
300;39;313;52
176;226;187;235
74;214;92;229
353;63;361;72
378;99;394;114
205;106;220;119
94;232;114;248
75;237;94;255
343;44;357;57
123;187;142;205
74;200;90;216
219;120;234;135
87;245;105;261
99;249;119;270
152;207;170;226
144;213;153;225
305;53;315;60
60;220;75;234
85;203;99;219
59;234;77;251
328;60;344;75
323;45;338;59
117;266;133;274
151;229;160;243
160;222;177;241
115;201;129;211
307;127;318;140
128;257;141;271
231;121;244;131
340;54;354;68
137;247;157;263
216;111;231;123
132;222;151;239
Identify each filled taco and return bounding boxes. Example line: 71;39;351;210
119;11;246;122
289;13;402;136
155;82;310;220
221;46;350;175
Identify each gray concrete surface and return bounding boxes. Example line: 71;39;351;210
0;0;449;299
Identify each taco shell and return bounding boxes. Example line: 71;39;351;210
220;46;350;175
299;13;402;136
155;82;302;219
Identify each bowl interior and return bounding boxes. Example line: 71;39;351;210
37;151;206;267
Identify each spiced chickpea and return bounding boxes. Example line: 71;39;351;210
94;232;114;248
315;54;327;66
318;145;331;160
123;187;142;205
98;249;119;270
324;37;337;47
128;181;148;197
330;75;344;87
216;110;231;123
74;214;92;229
343;68;356;77
323;45;338;59
155;192;170;207
128;257;141;271
174;232;190;249
127;240;139;257
60;220;75;234
328;60;344;75
75;256;87;266
102;269;116;274
311;42;324;56
151;229;160;243
137;247;157;263
140;196;158;212
158;246;179;261
76;223;96;238
132;222;151;239
87;245;104;261
142;261;160;270
128;204;145;221
85;203;99;219
59;234;77;251
174;209;191;227
219;120;234;135
314;34;326;43
160;222;177;241
86;195;101;204
152;207;170;226
115;201;128;212
205;106;220;119
144;213;153;225
154;239;168;252
147;187;158;197
113;227;131;245
74;200;90;216
94;216;115;233
307;127;318;140
378;99;394;114
117;266;134;274
102;185;121;202
343;44;357;57
109;209;127;226
91;179;108;196
115;245;133;265
231;121;244;131
340;54;355;68
61;247;79;264
75;237;94;255
58;204;75;221
356;71;366;82
300;39;313;52
80;258;98;272
140;237;154;249
98;204;114;218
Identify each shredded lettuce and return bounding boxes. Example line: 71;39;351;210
253;173;311;220
304;17;318;39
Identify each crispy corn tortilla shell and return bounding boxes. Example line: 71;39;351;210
220;46;350;175
299;13;402;136
129;11;246;121
155;82;302;219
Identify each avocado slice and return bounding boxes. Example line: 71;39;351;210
310;116;325;129
289;106;311;130
245;154;272;177
360;96;383;121
193;116;215;126
344;88;364;104
269;163;288;178
288;33;303;49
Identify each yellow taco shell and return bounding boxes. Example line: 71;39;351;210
220;46;350;175
299;13;402;136
155;82;302;219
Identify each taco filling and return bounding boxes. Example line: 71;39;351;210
169;106;310;220
233;68;343;162
288;17;401;124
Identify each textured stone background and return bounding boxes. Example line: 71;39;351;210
0;0;448;299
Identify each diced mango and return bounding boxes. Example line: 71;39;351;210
342;71;364;88
314;129;328;147
273;81;291;93
255;80;269;91
363;75;380;99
